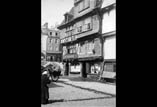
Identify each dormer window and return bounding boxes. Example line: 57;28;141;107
64;13;69;23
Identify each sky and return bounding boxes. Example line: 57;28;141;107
41;0;74;28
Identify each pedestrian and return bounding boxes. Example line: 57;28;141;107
41;70;51;104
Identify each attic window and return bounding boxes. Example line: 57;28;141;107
64;13;69;23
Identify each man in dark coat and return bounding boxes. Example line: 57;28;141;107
41;70;51;104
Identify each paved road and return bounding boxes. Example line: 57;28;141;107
41;81;116;107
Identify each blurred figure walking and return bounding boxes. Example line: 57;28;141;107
41;70;51;104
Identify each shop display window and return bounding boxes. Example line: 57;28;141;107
90;63;101;74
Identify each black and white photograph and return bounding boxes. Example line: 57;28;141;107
41;0;116;107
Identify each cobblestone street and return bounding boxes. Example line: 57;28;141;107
41;80;116;107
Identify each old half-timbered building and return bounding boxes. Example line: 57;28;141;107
58;0;104;78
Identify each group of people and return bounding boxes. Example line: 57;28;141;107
41;66;51;104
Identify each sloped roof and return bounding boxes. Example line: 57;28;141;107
60;19;65;26
69;7;74;16
58;7;74;28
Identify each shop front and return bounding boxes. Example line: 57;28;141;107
62;53;79;75
77;37;103;78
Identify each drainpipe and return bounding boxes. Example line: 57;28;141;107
98;8;105;80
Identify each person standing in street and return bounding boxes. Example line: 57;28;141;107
41;70;51;104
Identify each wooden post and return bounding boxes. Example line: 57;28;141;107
64;62;69;76
81;62;87;78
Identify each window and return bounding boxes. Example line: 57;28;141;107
55;39;57;43
68;45;77;54
91;63;101;74
49;38;51;43
63;46;67;55
78;44;81;55
84;17;92;31
70;26;73;30
57;39;60;44
70;31;72;36
87;23;91;30
66;32;69;37
67;47;70;54
79;26;82;32
82;24;86;32
50;38;54;43
72;24;76;35
55;46;59;51
50;32;52;36
77;27;80;33
68;37;71;42
72;29;75;36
